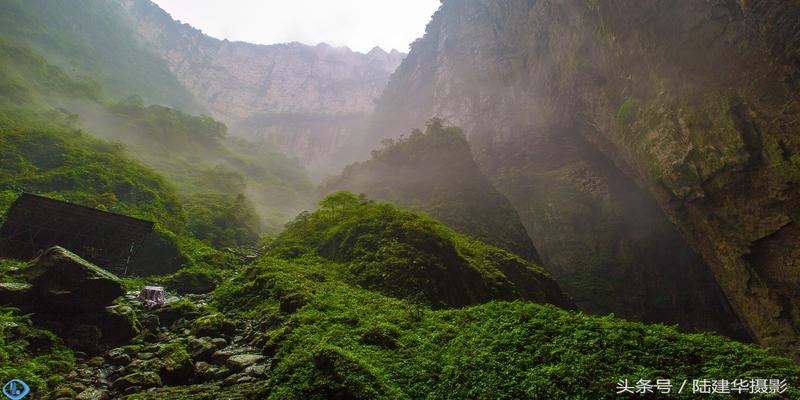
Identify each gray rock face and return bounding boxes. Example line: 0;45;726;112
365;0;800;349
119;0;405;179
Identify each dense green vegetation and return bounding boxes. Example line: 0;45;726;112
0;37;184;230
204;196;800;399
83;94;313;242
0;3;797;398
323;119;539;261
0;0;200;111
265;192;569;309
0;0;314;244
0;308;75;392
0;34;312;248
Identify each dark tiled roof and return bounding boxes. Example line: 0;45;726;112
0;193;154;268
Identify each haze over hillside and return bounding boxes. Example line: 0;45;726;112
121;0;405;179
1;0;800;398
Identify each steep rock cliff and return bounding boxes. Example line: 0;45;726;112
120;0;404;179
365;0;800;349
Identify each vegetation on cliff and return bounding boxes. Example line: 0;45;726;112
0;0;200;111
0;1;799;398
323;119;539;261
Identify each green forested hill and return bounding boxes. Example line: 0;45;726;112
198;193;800;399
322;120;539;261
0;37;183;229
0;35;313;247
77;95;314;243
265;192;571;309
0;0;201;112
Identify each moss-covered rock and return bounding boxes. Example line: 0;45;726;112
153;299;203;327
163;266;220;294
191;313;236;337
157;342;194;384
22;246;125;312
112;372;162;391
52;386;78;399
98;304;140;345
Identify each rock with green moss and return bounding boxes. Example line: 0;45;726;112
154;299;202;327
76;388;110;400
225;354;265;372
191;313;236;337
112;371;162;391
97;304;140;345
22;246;125;312
52;386;78;399
0;282;31;307
163;267;220;294
157;342;195;384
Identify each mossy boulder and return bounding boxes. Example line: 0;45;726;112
0;281;31;307
21;246;124;312
52;386;78;399
96;304;140;344
153;299;202;327
157;342;194;384
112;371;162;391
163;267;220;294
191;313;236;337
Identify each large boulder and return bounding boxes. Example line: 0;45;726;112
4;246;135;353
22;246;125;312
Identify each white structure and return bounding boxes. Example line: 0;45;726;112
137;285;166;309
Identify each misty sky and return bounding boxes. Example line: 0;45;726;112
151;0;441;53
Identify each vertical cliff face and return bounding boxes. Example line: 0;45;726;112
364;0;800;350
119;0;404;179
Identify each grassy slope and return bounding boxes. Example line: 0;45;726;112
79;96;314;243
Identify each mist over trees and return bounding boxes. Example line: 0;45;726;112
1;0;799;398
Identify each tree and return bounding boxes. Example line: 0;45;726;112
318;191;361;220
